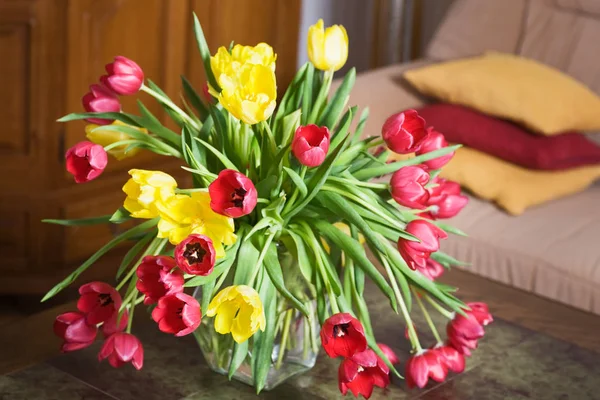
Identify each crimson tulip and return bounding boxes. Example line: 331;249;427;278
398;220;447;270
382;110;428;154
98;332;144;370
101;310;129;337
208;169;257;217
447;302;493;356
101;56;144;95
54;312;97;352
82;83;121;125
291;124;331;167
417;259;445;281
202;81;213;103
77;282;122;325
151;292;201;336
405;349;448;389
377;343;399;364
433;343;465;373
338;349;390;399
321;313;367;358
136;255;184;305
424;178;468;219
65;141;108;183
416;128;454;169
174;234;216;276
390;165;430;209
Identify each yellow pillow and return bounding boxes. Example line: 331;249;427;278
403;52;600;135
439;147;600;215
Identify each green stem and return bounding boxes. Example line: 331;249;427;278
423;294;454;319
103;140;142;152
276;310;294;369
366;138;385;148
327;176;388;190
247;232;276;287
141;85;200;131
260;121;277;155
308;70;333;123
381;256;422;352
126;300;136;334
282;166;307;215
116;238;167;291
413;287;442;344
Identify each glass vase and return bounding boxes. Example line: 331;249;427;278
192;245;321;391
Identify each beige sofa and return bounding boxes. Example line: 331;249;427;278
347;0;600;314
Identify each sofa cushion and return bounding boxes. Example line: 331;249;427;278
444;184;600;314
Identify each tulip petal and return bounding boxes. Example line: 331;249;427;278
213;301;237;335
113;333;139;362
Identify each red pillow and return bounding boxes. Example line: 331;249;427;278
415;103;600;170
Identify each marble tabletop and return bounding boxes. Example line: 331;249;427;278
2;284;600;400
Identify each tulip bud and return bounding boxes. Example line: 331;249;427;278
174;234;216;276
292;124;331;167
416;128;454;169
426;178;468;219
65;141;108;184
390;165;430;209
82;84;121;125
382;110;428;154
208;169;258;218
307;19;349;72
101;56;144;95
202;82;214;104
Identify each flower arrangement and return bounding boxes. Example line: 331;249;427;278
45;15;492;397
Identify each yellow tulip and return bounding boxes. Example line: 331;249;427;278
156;192;236;256
122;170;177;219
85;121;148;160
210;44;277;125
307;19;349;71
206;285;266;344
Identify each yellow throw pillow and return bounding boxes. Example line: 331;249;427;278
403;52;600;135
439;147;600;215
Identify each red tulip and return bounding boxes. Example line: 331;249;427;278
202;82;213;103
447;302;493;356
433;343;465;373
417;259;445;281
136;255;184;305
338;349;390;399
405;349;448;389
377;343;399;364
174;234;216;276
424;178;468;219
291;124;331;167
416;128;454;169
382;110;428;154
77;282;122;325
398;220;447;270
151;292;201;336
101;310;129;337
208;169;257;218
82;83;121;125
390;165;430;209
98;332;144;370
321;313;367;358
101;56;144;95
65;141;108;183
54;312;97;352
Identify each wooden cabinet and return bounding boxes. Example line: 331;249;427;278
0;0;301;294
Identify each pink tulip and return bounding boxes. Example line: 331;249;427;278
53;312;97;352
377;343;399;364
98;332;144;370
77;282;122;325
398;220;447;270
447;302;493;356
338;349;390;399
151;293;201;336
405;349;448;389
136;256;184;305
433;343;465;373
291;125;331;167
101;310;129;337
101;56;144;95
82;84;121;125
417;259;445;281
416;128;454;169
382;110;428;154
390;165;430;209
208;169;258;218
65;141;108;183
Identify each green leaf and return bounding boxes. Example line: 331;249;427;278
109;207;132;224
352;107;370;143
57;112;138;125
144;80;186;127
312;219;397;312
367;335;402;378
228;341;249;379
181;75;209;120
273;63;307;131
316;191;386;254
185;234;244;287
301;63;315;125
435;221;468;237
234;235;260;285
353;145;462;181
280;110;301;147
192;13;220;92
42;215;111;226
284;230;314;285
91;123;180;157
432;251;470;267
201;280;215;313
263;243;310;316
255;175;278;199
253;271;277;393
193;137;238;171
136;100;181;147
320;68;355;129
115;231;155;279
41;219;158;302
283;167;307;198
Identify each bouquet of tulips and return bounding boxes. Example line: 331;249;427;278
45;15;492;397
